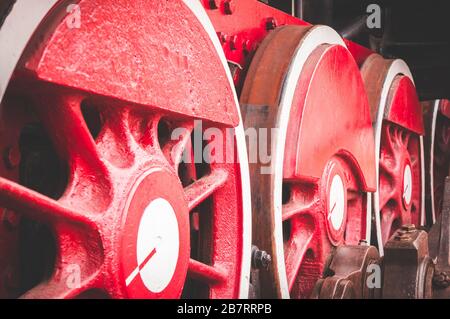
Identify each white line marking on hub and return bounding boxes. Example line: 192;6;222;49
125;198;179;293
329;175;346;230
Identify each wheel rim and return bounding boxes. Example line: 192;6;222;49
424;99;450;223
240;25;374;299
0;0;251;299
361;55;424;248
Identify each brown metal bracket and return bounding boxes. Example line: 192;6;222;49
311;244;381;299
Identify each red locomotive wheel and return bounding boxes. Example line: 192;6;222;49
361;55;425;249
240;25;376;298
0;0;251;299
423;99;450;224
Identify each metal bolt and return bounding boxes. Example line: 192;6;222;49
265;17;277;31
433;272;449;289
401;224;416;232
358;239;368;246
221;0;235;15
252;246;271;269
3;146;21;169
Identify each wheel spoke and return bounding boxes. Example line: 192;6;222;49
187;259;227;286
282;200;317;221
184;169;228;211
378;187;397;211
380;208;398;243
284;224;315;290
162;122;194;170
32;89;108;176
20;272;100;299
402;131;411;148
0;177;95;227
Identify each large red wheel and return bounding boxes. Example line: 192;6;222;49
423;99;450;224
240;25;376;298
0;0;251;299
361;55;425;250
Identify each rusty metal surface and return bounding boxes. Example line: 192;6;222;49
430;176;450;298
382;224;434;299
311;245;381;299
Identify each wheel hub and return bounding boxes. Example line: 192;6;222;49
325;161;348;245
402;162;413;209
120;169;190;298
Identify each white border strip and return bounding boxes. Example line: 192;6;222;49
429;100;440;224
371;59;415;256
0;0;59;103
419;135;426;226
276;25;346;298
183;0;252;299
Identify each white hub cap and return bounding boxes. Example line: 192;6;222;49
403;164;413;206
328;175;346;230
126;198;180;293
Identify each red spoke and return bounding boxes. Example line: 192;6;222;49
282;200;316;221
378;186;398;211
402;131;411;148
96;109;141;167
187;259;227;285
162;122;194;170
382;125;396;154
33;89;108;176
20;272;100;299
0;177;96;227
380;208;398;244
184;169;228;211
284;226;315;290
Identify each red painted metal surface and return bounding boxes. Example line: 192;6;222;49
0;0;249;299
442;100;450;120
240;24;373;298
205;0;374;95
283;44;376;190
285;156;367;298
378;123;422;243
360;54;424;245
207;0;376;191
23;0;239;127
386;76;425;135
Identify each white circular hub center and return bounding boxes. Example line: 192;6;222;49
136;198;179;293
329;175;346;230
403;164;412;206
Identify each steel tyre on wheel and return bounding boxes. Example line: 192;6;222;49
0;0;252;299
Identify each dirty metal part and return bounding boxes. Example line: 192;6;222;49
251;246;272;270
430;176;450;298
382;224;434;299
311;245;381;299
